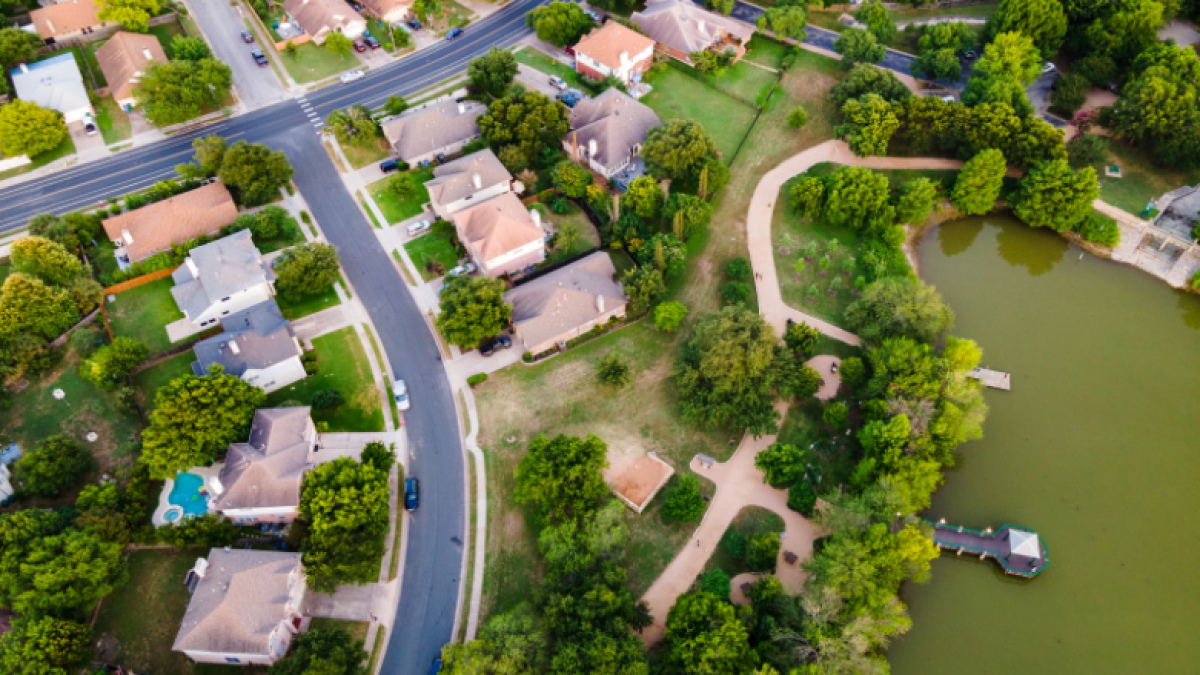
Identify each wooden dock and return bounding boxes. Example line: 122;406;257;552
923;521;1049;578
967;367;1011;391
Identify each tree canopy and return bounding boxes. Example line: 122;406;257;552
0;528;126;620
960;32;1041;116
0;100;67;158
1107;44;1200;169
514;434;609;524
436;275;512;348
10;236;83;287
96;0;159;31
0;28;43;69
642;119;719;183
525;1;594;47
478;89;570;164
829;64;913;109
171;35;213;61
14;436;92;498
662;591;759;674
136;58;233;127
1011;159;1099;232
835;28;886;70
836;93;899;157
845;277;955;345
300;457;390;592
217;140;295;206
987;0;1067;55
274;243;340;301
757;4;808;39
468;48;519;96
951;148;1007;215
0;617;92;675
855;1;896;43
268;628;368;675
755;442;804;488
0;274;78;342
80;337;149;387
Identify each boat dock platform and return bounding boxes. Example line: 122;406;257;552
923;520;1049;578
967;367;1011;390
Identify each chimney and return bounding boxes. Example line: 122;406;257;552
229;340;240;354
698;19;706;35
472;172;482;189
619;50;629;65
19;63;29;74
530;208;541;229
185;258;199;276
588;138;597;157
596;294;604;312
193;558;210;578
458;102;466;114
143;47;153;60
121;229;134;244
46;20;55;35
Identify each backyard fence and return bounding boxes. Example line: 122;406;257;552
103;265;180;295
47;308;101;348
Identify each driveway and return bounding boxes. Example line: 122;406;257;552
516;62;563;98
184;0;288;108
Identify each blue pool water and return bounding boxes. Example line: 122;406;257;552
168;473;209;517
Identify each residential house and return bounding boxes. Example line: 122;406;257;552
505;251;627;354
425;148;513;220
454;191;547;278
573;21;656;86
358;0;413;24
380;99;485;165
103;182;238;264
173;549;306;665
95;31;167;109
0;444;20;503
208;407;317;524
191;300;305;393
282;0;366;45
563;88;661;181
10;54;93;124
632;0;756;66
29;0;109;44
170;230;276;330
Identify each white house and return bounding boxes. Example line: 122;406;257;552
191;300;305;393
209;407;317;525
174;549;306;666
10;53;93;124
424;149;513;220
170;230;275;331
0;444;20;503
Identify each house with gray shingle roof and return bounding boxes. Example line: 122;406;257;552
425;149;514;220
191;300;305;393
170;230;276;331
632;0;756;67
210;407;317;525
505;252;627;354
380;98;485;165
563;89;662;180
174;549;306;665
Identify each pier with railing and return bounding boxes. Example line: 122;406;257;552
923;520;1048;578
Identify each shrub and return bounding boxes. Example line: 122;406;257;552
467;373;488;386
787;480;818;516
597;352;632;388
1073;214;1120;248
300;211;312;223
522;352;533;363
839;356;867;389
721;528;747;560
653;301;688;332
721;281;751;305
746;532;781;573
1067;133;1108;168
698;569;731;599
662;474;707;523
787;106;809;129
15;435;92;497
311;388;344;409
823;401;849;429
724;256;752;280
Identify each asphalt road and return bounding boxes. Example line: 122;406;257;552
0;1;540;673
188;0;289;109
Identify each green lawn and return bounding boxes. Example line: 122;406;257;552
279;41;362;84
265;326;384;432
535;201;600;267
132;352;196;412
514;48;589;89
0;135;76;181
703;506;786;577
368;168;434;224
93;94;132;145
106;277;187;355
641;64;758;160
404;230;461;281
608;249;636;278
744;34;790;69
1083;140;1200;217
145;20;187;58
675;58;780;106
275;284;342;320
309;617;371;643
341;137;393;170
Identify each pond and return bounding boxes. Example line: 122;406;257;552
889;216;1200;674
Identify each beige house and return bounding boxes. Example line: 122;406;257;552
358;0;413;24
505;251;627;353
102;182;238;263
425;149;513;220
454;192;546;278
573;21;656;86
282;0;366;44
564;89;661;180
632;0;756;66
208;407;317;524
380;99;485;165
95;32;167;109
30;0;110;43
174;549;306;666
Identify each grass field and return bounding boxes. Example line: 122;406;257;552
403;230;461;281
265;326;384;432
744;34;790;69
279;41;362;84
106;277;187;355
341;137;393;170
1083;140;1200;217
641;65;759;160
514;48;588;89
368;168;434;224
146;21;187;58
309;617;371;643
132;352;195;412
251;215;308;253
535;201;600;267
675;58;780;106
703;506;786;577
276;284;342;320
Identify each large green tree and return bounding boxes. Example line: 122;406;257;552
268;628;368;675
299;457;390;592
136;58;233;127
0;528;126;620
436;275;512;348
855;1;896;43
477;89;570;164
468;47;519;96
525;1;593;47
823;165;895;235
835;28;886;70
10;236;83;286
551;159;593;198
274;243;340;301
951;148;1006;215
829;63;912;108
0;274;78;342
0;617;92;675
325;104;377;146
96;0;159;31
0;28;42;68
642;119;718;183
757;4;808;40
1011;159;1099;232
662;193;713;240
217;140;295;206
0;101;67;158
987;0;1067;55
960;32;1041;116
836;93;899;157
1107;44;1200;169
1080;0;1164;65
895;177;939;225
624;175;664;219
14;436;91;498
80;337;149;387
514;434;609;524
662;591;759;674
171;35;212;61
755;442;804;488
845;277;955;345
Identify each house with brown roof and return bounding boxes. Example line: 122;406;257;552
381;99;485;165
102;182;238;264
210;407;317;524
454;191;547;278
95;32;166;109
563;89;661;180
632;0;756;66
358;0;413;24
282;0;366;45
574;21;656;86
174;549;306;665
29;0;110;43
425;149;513;220
504;251;627;354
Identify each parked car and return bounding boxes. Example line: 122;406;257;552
480;335;512;357
393;379;410;411
340;70;366;84
565;44;576;56
449;262;476;277
241;30;255;43
963;49;976;60
82;112;97;135
446;26;463;40
380;158;401;173
353;39;368;52
556;91;580;107
404;477;419;511
940;95;955;103
1041;62;1056;74
584;8;601;21
406;219;432;236
365;35;380;49
407;18;422;29
549;75;568;91
251;49;269;67
431;657;442;674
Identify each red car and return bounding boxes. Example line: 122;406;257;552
565;44;576;56
353;39;367;52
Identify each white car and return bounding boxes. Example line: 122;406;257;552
82;112;98;135
1041;62;1056;74
549;75;568;91
393;379;410;411
340;70;366;84
449;262;476;277
585;8;601;21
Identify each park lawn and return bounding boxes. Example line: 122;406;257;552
275;284;342;320
474;322;737;621
132;352;196;411
280;41;361;84
1085;140;1200;217
703;506;786;578
106;277;187;355
0;135;76;181
341;136;393;170
675;58;780;107
404;230;461;281
777;398;861;498
368;168;435;224
309;617;371;643
265;326;384;432
641;65;758;160
744;34;790;69
93;94;132;145
534;201;600;267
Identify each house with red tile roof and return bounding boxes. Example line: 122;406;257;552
454;192;547;278
574;21;656;85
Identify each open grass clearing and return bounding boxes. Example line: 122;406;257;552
341;136;393;170
671;58;780;107
368;167;434;224
309;617;371;643
641;64;758;160
403;230;461;281
533;200;600;267
703;506;786;578
744;34;790;69
278;40;362;84
1081;140;1200;217
265;326;384;432
106;277;187;355
276;284;342;320
132;351;195;412
0;135;76;181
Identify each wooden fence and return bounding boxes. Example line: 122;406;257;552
103;265;180;295
274;32;312;51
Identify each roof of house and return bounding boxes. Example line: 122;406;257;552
358;0;411;17
30;0;101;38
632;0;756;56
568;89;661;170
505;252;626;348
575;21;656;70
10;54;90;116
380;99;484;162
216;407;313;511
173;549;301;655
170;229;274;319
454;192;544;262
425;149;512;207
282;0;362;36
95;32;167;102
103;182;237;262
192;300;301;379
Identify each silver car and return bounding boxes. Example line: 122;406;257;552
393;379;410;411
340;70;366;84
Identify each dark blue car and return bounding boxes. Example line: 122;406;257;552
445;27;463;40
405;477;420;511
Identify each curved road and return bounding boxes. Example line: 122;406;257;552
0;2;541;673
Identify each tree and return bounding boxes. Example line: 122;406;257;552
721;281;750;304
845;277;955;345
987;0;1067;55
477;90;570;164
14;436;91;497
0;528;125;620
662;193;713;240
895;177;938;225
636;233;687;277
919;20;975;55
824;400;849;429
525;1;593;47
387;172;418;201
1074;54;1117;87
757;4;808;40
437;276;512;348
323;31;353;57
621;266;666;315
136;59;233;127
624;175;664;218
1011;159;1099;232
698;569;731;599
840;355;867;389
662;474;707;523
1104;44;1200;168
856;1;896;43
27;212;103;253
326;103;377;146
788;480;818;516
824;166;894;235
787;106;809;129
0;27;42;68
755;442;804;488
689;49;720;74
1067;133;1108;167
551;160;592;198
10;236;83;287
191;134;227;176
913;46;963;81
274;243;340;301
514;434;609;523
0;100;67;158
835;28;885;70
217;140;295;206
172;35;213;61
384;95;409;116
960;32;1041;116
96;0;159;31
784;321;821;358
709;0;734;15
311;387;345;409
141;369;265;478
0;274;78;342
300;458;389;591
0;617;92;675
836;93;898;157
663;591;759;674
361;441;396;473
81;337;149;387
468;48;519;96
1081;0;1164;65
268;628;368;675
951;148;1006;215
597;352;632;388
1050;72;1089;115
157;513;240;548
829;63;912;108
654;301;688;332
643;119;718;183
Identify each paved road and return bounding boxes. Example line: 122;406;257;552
187;0;289;109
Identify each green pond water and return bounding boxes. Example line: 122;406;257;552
888;216;1200;674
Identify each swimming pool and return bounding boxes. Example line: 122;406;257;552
168;473;210;517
